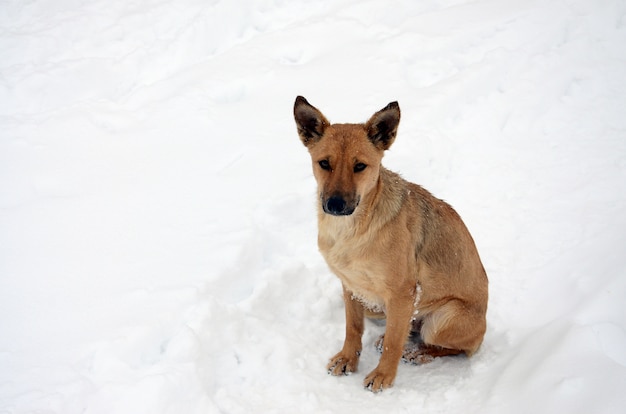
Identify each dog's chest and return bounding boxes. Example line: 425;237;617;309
318;222;387;309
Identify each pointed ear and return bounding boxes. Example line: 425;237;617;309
294;96;329;147
365;101;401;150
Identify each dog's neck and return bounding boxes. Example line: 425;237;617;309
360;167;407;225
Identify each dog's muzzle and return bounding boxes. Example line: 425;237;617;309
323;195;356;216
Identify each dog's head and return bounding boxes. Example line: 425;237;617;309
294;96;400;216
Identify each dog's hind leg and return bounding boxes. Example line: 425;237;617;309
401;341;465;364
374;319;464;365
374;300;486;364
420;298;486;357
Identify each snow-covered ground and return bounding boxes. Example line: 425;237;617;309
2;0;626;412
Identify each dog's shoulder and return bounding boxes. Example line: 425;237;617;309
377;167;433;223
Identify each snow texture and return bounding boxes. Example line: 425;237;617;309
1;0;626;412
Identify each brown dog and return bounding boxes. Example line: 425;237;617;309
293;96;488;392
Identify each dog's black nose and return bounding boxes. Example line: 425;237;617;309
324;196;353;216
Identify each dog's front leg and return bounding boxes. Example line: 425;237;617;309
364;295;414;392
327;286;364;376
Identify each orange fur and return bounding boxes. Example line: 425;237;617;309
294;96;488;392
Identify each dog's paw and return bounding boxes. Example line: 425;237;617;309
363;368;395;392
401;344;435;365
375;334;435;365
374;334;385;353
326;351;360;376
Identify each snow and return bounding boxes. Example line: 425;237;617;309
1;0;626;412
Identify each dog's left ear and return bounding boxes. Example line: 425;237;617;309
365;101;401;150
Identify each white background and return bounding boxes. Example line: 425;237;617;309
1;0;625;412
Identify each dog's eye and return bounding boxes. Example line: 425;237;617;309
354;163;367;173
319;160;331;171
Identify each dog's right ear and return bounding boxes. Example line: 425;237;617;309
294;96;329;147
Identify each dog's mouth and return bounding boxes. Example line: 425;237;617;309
322;195;359;216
